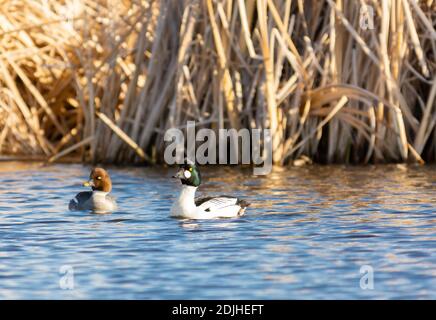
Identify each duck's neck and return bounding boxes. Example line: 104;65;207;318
177;185;198;210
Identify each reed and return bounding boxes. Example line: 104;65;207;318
0;0;435;165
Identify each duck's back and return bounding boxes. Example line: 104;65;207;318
195;196;249;218
69;191;93;211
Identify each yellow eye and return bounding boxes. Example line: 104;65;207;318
97;176;102;180
189;167;193;172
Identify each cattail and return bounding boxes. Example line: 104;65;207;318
0;0;434;165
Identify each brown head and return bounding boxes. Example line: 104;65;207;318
83;167;112;193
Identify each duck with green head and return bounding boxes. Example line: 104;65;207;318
171;164;249;219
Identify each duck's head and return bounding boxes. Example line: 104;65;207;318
83;167;112;192
173;163;201;187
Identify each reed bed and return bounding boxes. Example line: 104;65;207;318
0;0;435;165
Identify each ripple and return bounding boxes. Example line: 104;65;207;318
0;163;435;299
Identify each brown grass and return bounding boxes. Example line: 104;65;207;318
0;0;435;165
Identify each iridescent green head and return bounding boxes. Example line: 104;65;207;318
173;163;201;187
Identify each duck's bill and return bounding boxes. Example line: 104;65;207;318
172;169;185;179
83;180;95;187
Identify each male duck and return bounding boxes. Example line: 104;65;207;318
171;164;249;219
69;167;117;213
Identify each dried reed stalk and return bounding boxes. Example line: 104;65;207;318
0;0;435;165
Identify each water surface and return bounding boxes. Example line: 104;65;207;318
0;162;435;299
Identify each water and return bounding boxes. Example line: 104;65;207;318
0;162;435;299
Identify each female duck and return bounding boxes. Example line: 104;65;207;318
171;164;249;219
69;167;117;213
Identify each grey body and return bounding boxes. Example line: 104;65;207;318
69;191;117;212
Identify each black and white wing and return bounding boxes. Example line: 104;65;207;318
195;195;249;213
68;191;92;211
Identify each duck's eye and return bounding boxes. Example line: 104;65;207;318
97;176;102;180
184;170;191;179
189;167;193;172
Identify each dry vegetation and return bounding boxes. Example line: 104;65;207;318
0;0;435;165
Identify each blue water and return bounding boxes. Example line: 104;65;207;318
0;162;435;299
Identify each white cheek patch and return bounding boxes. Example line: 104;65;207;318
184;170;191;179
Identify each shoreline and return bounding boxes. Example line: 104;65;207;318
0;156;433;169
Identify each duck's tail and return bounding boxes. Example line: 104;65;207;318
237;199;250;216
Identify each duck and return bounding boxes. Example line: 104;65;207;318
171;164;249;219
68;167;117;213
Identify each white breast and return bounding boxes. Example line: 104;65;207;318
171;186;198;218
90;191;117;212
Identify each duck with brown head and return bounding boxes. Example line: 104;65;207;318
69;167;117;213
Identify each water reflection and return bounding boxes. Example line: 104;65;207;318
0;162;435;299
